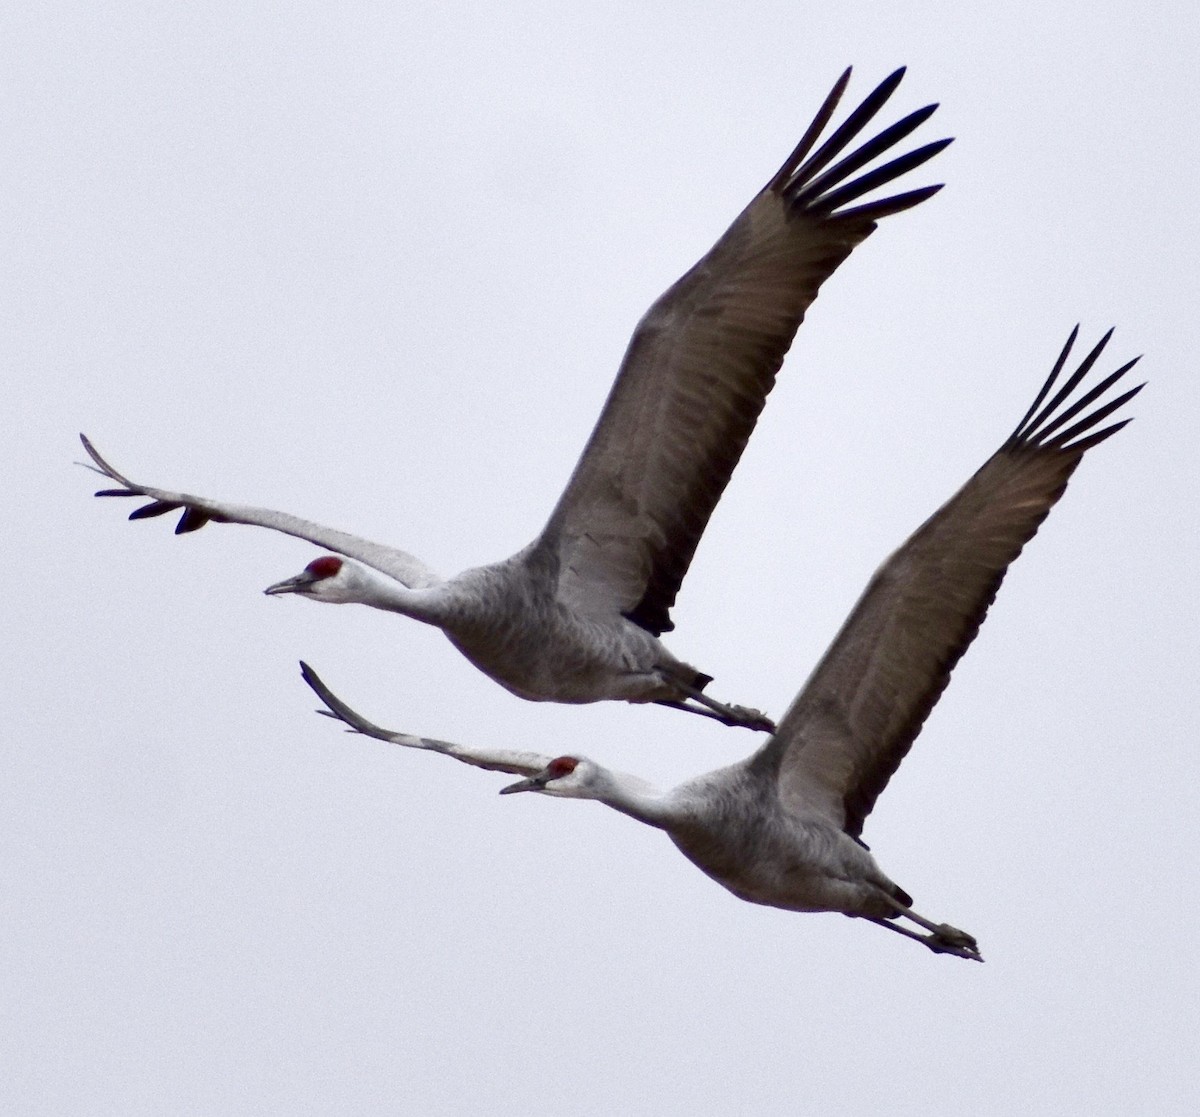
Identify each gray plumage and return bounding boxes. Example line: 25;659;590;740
82;67;949;730
301;329;1142;959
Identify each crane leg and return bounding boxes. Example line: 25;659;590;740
658;682;776;732
655;698;747;727
860;891;982;961
862;915;983;961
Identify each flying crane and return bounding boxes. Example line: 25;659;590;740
83;67;949;730
300;329;1142;958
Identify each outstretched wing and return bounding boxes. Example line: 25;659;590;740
762;328;1143;838
301;662;552;778
81;435;441;589
539;68;951;636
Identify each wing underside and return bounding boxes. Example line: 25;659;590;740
539;68;951;636
763;328;1142;837
81;434;442;589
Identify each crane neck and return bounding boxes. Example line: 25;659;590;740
586;767;682;831
345;565;450;626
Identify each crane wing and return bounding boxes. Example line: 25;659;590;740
301;662;553;778
761;329;1143;838
81;435;441;589
538;68;951;636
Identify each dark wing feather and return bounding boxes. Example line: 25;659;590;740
80;434;442;588
761;329;1143;837
537;68;951;635
301;663;554;778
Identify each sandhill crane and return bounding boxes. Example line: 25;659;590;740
299;329;1143;959
82;67;950;731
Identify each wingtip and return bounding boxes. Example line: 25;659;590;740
876;67;906;99
1017;327;1145;450
299;659;330;702
300;661;345;726
174;507;209;534
77;432;122;481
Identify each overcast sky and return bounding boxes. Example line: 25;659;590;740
5;2;1199;1113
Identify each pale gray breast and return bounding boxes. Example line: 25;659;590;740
438;556;665;701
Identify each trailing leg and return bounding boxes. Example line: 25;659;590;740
861;887;983;961
659;680;776;732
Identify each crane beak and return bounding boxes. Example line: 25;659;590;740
263;572;317;596
499;774;546;795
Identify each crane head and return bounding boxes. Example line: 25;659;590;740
264;556;355;603
499;756;586;797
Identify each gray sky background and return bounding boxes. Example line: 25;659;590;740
5;2;1199;1113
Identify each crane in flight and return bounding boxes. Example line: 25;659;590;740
83;67;950;731
299;329;1143;959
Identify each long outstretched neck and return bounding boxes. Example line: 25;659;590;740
271;558;454;626
587;768;682;831
348;568;451;626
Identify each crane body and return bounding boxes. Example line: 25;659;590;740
301;328;1143;961
83;67;950;731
